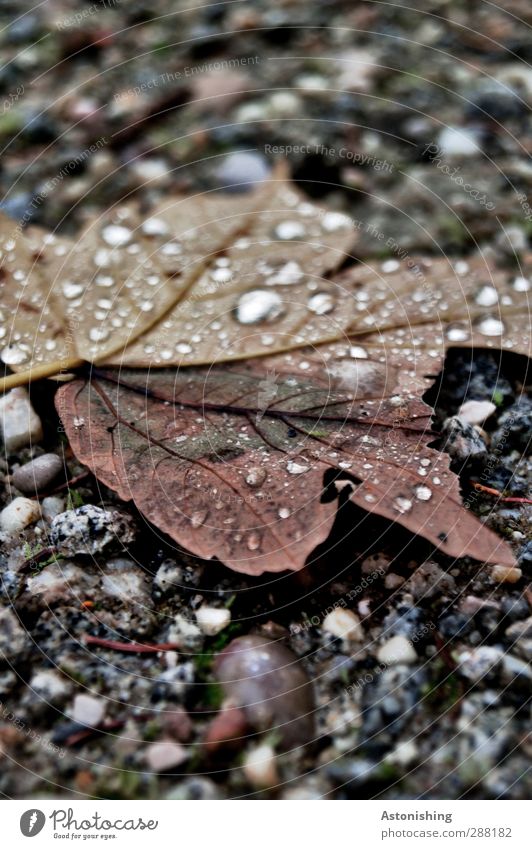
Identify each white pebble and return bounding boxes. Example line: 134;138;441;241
0;497;41;532
322;608;363;642
457;400;496;425
41;496;66;523
243;743;278;789
195;606;231;636
71;693;106;727
376;635;417;665
0;388;43;451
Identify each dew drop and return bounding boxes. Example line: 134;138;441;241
349;346;368;359
415;485;432;501
308;292;335;315
278;506;291;519
235;290;284;324
474;316;505;336
394;496;412;514
381;259;400;273
512;275;530;292
89;327;109;342
62;281;84;300
274;221;306;240
321;211;351;232
266;260;303;286
176;342;192;354
445;323;470;342
1;344;29;365
161;241;182;256
142;217;169;237
102;224;132;247
474;284;499;307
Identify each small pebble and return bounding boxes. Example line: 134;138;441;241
457;646;503;681
30;670;72;705
215;636;315;748
384;573;405;590
322;609;363;642
243;743;278;789
12;453;63;493
441;416;488;462
50;505;136;557
71;693;106;727
0;496;41;532
457;399;496;425
376;635;417;665
145;739;188;772
0;388;43;451
41;496;65;523
100;557;150;604
195;606;231;636
491;565;522;584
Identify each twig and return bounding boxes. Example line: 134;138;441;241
472;482;532;505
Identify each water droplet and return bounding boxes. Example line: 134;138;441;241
512;275;530;292
245;467;267;487
139;300;154;312
94;249;111;267
474;284;499;307
89;327;109;342
321;211;351;232
266;260;303;286
161;241;182;256
308;292;335;315
102;224;132;247
235;290;284;324
210;267;232;284
415;485;432;501
278;506;290;519
96;274;114;288
381;259;400;273
142;217;169;237
274;221;306;240
349;346;368;359
394;496;412;514
474;316;505;336
445;323;470;342
1;344;29;365
286;459;310;475
62;281;84;299
176;342;192;354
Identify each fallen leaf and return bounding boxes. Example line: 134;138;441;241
55;334;516;574
0;169;356;384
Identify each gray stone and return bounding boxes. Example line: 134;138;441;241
12;454;63;493
50;505;136;557
0;388;43;452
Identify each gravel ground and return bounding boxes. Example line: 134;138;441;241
0;0;531;800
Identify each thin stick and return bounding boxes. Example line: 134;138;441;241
0;356;85;393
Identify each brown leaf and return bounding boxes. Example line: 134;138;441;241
0;170;356;379
55;343;516;575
